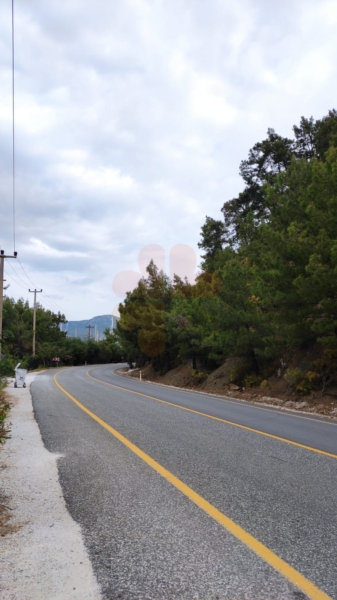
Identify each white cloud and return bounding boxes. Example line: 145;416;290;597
59;164;136;194
188;73;238;126
0;0;336;318
24;238;87;259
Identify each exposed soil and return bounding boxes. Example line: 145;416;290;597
0;490;20;537
123;360;337;418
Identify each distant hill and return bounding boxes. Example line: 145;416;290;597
61;315;119;341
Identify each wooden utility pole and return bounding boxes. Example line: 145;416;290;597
29;288;42;356
85;324;94;341
0;249;17;358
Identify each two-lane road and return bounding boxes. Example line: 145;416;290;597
32;364;337;600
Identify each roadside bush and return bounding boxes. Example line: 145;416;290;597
284;367;321;395
312;351;337;394
230;362;252;386
295;371;320;395
192;370;208;384
244;373;264;388
284;368;303;388
0;378;10;444
0;358;15;378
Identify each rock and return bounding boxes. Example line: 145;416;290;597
330;408;337;416
296;401;308;409
260;396;283;405
284;401;295;408
229;384;240;391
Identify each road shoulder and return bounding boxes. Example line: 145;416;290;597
0;373;101;600
117;368;337;421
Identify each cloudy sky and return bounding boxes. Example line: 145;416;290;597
0;0;336;320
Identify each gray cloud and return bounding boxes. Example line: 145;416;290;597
0;0;336;318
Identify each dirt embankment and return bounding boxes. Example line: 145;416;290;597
124;359;337;418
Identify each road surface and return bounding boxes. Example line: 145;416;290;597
31;364;337;600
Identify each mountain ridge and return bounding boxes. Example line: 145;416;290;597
62;314;119;341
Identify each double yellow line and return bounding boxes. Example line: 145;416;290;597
54;370;333;600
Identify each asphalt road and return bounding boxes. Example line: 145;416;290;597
31;364;337;600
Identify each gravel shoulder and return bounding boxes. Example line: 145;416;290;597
0;373;101;600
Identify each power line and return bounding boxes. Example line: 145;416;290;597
18;258;61;312
12;0;16;252
29;288;42;356
8;0;71;323
6;258;29;288
17;257;35;287
0;250;17;358
17;258;69;316
4;265;27;291
42;291;67;316
4;268;56;318
5;262;57;314
4;268;63;322
11;254;77;322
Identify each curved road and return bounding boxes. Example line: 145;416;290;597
32;364;337;600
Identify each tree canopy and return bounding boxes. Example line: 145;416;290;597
0;297;122;375
115;109;337;393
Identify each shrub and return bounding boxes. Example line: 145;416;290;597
192;370;208;384
0;358;15;378
284;368;303;387
312;351;337;394
230;362;252;386
295;371;320;395
0;379;10;444
284;368;321;395
244;373;264;388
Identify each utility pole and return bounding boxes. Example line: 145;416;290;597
0;249;17;358
86;324;94;341
29;288;42;357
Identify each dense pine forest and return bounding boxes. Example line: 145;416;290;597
115;109;337;396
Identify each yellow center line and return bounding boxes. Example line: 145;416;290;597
112;369;337;427
86;369;337;460
54;371;332;600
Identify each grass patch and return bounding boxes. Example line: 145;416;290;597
0;378;11;445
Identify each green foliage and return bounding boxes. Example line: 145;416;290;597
1;297;122;370
244;373;264;388
229;362;252;386
0;358;15;377
191;370;209;384
114;109;337;394
282;368;321;395
0;380;10;444
295;372;320;395
198;216;228;271
311;351;337;394
284;368;304;388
